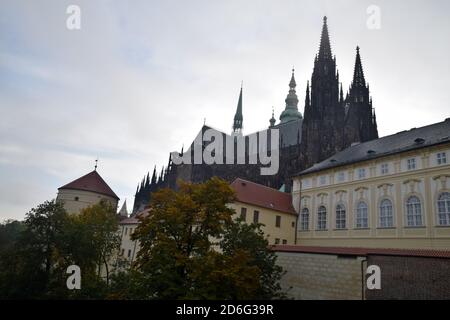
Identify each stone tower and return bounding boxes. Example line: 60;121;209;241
343;46;379;146
301;16;344;166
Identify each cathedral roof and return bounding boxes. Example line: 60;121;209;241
298;118;450;176
231;178;296;215
58;170;119;200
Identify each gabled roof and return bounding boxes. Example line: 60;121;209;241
230;178;296;215
298;118;450;176
58;170;119;200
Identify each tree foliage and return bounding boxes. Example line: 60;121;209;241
125;177;286;299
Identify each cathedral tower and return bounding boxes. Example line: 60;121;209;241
302;16;344;166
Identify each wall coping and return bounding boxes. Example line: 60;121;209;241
271;245;450;259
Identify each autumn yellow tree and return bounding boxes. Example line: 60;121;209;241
128;177;285;299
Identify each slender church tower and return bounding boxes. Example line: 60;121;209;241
343;46;379;145
302;16;344;166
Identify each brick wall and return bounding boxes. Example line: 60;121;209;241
276;251;364;300
365;255;450;300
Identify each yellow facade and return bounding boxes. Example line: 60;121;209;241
229;202;297;245
293;143;450;249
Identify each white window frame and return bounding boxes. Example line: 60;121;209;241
379;199;394;228
300;208;309;231
335;204;346;229
437;192;450;226
317;206;327;230
437;152;447;165
337;172;345;182
356;201;369;228
406;196;423;227
407;158;416;170
381;163;389;175
358;168;366;179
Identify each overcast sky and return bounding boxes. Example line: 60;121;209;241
1;0;449;221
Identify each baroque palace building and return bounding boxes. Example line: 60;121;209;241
292;119;450;249
132;16;378;213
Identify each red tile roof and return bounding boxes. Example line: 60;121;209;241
272;245;450;259
230;178;296;215
58;170;119;200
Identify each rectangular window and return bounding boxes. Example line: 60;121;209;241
320;176;326;185
407;158;416;170
275;215;281;228
282;239;287;245
337;172;345;182
381;163;389;175
274;238;280;245
253;210;259;223
127;249;131;258
240;207;247;221
125;228;128;235
437;152;447;165
358;168;366;179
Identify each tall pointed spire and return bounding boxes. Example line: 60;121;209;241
151;166;157;185
339;83;344;103
352;46;366;87
318;16;332;61
280;68;302;124
305;81;310;108
232;83;243;134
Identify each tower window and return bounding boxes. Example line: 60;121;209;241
74;196;79;201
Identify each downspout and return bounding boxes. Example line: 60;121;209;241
294;179;300;245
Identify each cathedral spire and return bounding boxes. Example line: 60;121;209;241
318;16;332;60
232;84;243;134
151;165;157;185
305;81;310;108
352;46;366;87
279;68;302;123
339;83;344;103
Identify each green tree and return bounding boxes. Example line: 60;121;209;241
0;200;69;299
127;177;286;299
71;200;121;286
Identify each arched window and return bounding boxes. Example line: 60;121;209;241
317;206;327;230
437;192;450;226
356;201;368;228
300;208;309;231
379;199;393;228
406;196;423;226
336;204;346;229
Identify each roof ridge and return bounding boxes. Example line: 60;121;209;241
232;178;288;195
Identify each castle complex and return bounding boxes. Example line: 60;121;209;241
132;17;379;213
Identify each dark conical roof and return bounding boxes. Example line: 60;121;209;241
58;170;119;200
352;46;366;87
233;85;243;131
318;16;332;60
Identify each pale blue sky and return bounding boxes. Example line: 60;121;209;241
1;0;449;220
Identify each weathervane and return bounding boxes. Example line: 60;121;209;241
94;158;98;171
